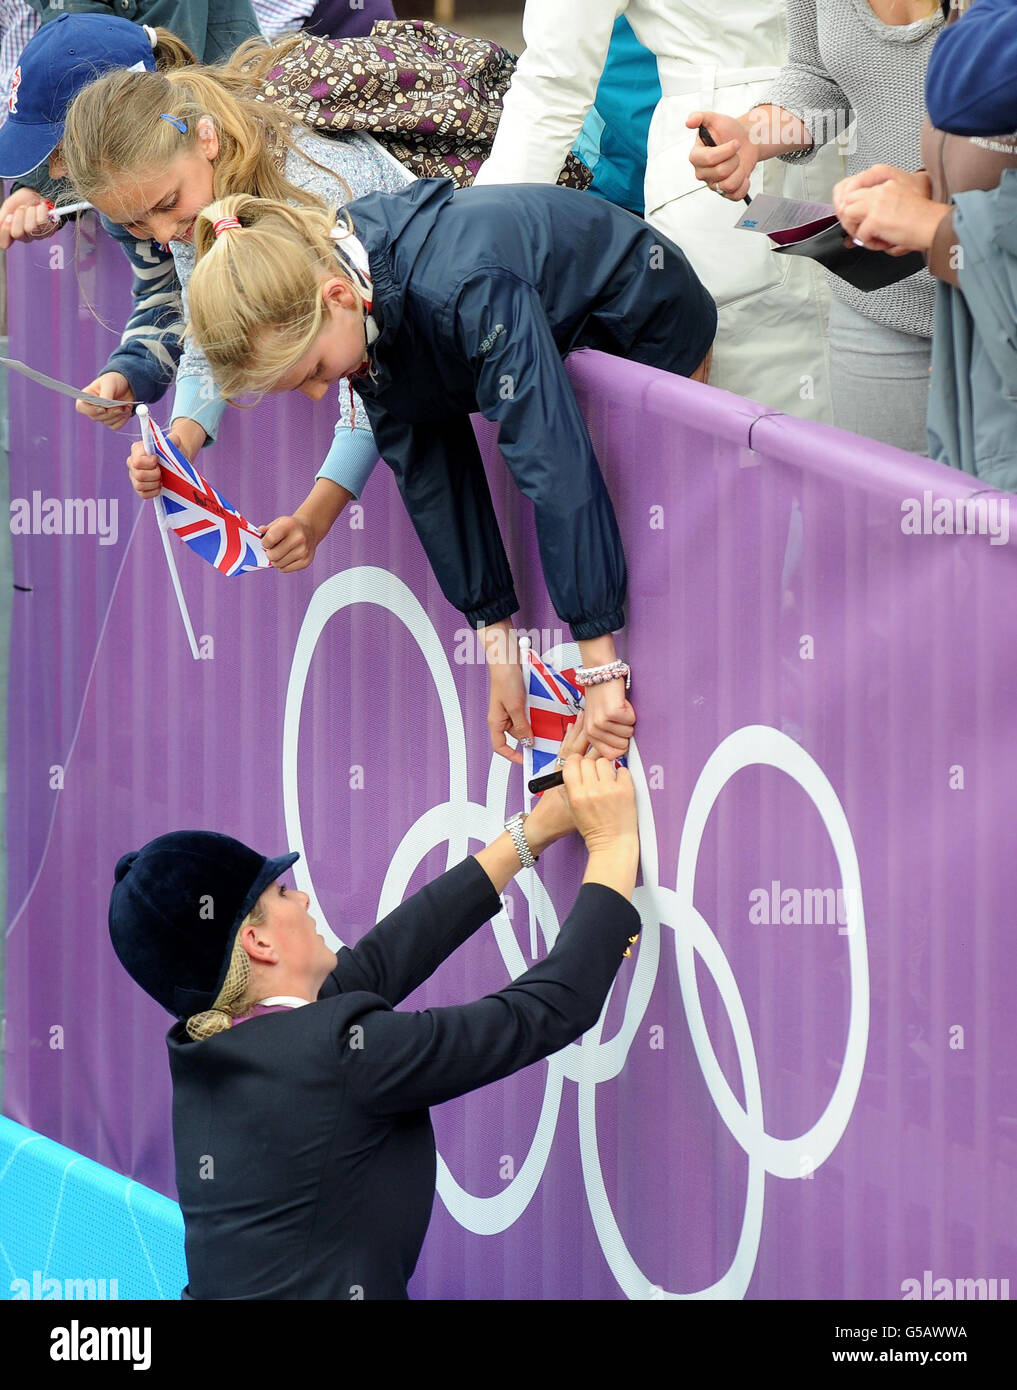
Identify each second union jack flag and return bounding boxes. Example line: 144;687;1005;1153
150;418;269;577
527;650;585;779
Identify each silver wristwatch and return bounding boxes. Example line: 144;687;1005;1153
505;811;538;868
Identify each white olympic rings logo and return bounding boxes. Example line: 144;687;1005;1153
283;568;869;1300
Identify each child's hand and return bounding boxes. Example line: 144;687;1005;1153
125;428;195;499
126;437;163;499
0;188;58;250
488;659;532;765
260;515;317;572
583;678;635;761
77;372;134;431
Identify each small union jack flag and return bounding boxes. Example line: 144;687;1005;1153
149;418;269;577
526;650;585;779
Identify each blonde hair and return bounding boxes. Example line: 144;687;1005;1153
184;903;264;1041
188;193;361;400
222;32;305;86
62;60;348;215
149;26;199;72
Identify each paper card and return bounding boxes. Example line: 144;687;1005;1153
0;356;123;408
734;194;839;240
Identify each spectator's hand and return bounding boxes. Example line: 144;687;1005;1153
563;751;638;858
488;658;532;766
834;166;934;249
76;372;134;431
838;180;950;255
583;677;635;761
0;187;58;249
834;164;931;219
686;110;759;202
259;514;316;572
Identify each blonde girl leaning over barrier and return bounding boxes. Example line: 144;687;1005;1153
60;56;413;565
180;184;717;766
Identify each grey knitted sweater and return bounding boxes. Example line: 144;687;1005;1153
766;0;944;337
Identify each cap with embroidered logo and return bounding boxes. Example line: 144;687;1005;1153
0;13;155;179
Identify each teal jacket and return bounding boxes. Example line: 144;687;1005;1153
573;16;659;215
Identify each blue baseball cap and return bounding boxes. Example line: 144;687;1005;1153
0;13;156;179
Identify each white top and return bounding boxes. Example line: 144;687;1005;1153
475;0;789;187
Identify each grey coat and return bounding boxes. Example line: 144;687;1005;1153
927;168;1017;492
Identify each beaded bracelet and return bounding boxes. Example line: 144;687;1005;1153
574;660;631;689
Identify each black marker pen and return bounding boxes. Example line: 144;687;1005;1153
699;123;753;206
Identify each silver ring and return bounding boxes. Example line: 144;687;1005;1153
555;756;566;767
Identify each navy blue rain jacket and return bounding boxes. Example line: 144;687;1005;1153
347;180;717;640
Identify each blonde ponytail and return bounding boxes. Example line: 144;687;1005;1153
188;194;361;400
222;33;305;86
150;27;198;73
62;64;350;215
184;906;262;1041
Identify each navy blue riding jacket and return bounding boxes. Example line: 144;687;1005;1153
169;858;640;1299
347;179;717;640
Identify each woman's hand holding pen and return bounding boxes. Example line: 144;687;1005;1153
476;714;639;901
686;110;759;202
530;711;639;898
522;713;589;851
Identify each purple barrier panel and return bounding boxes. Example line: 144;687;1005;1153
5;228;1017;1299
5;219;138;922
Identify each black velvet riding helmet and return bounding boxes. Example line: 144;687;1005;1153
108;831;299;1019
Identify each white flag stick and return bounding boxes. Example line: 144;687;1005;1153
518;634;539;960
47;200;93;222
136;404;201;661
